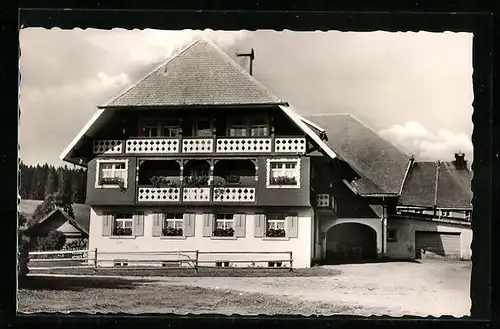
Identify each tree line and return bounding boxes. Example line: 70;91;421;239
19;162;87;204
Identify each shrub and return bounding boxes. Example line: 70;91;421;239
36;230;66;251
62;238;88;250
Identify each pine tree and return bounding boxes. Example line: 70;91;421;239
44;166;57;196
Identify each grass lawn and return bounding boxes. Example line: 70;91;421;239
18;276;358;315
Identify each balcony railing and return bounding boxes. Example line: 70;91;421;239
93;136;306;155
137;187;180;202
316;194;330;207
182;187;211;202
213;186;256;202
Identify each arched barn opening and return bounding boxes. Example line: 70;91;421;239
325;223;377;263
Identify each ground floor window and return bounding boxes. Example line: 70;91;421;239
113;213;133;236
214;213;234;237
162;213;184;236
265;213;286;237
387;229;398;242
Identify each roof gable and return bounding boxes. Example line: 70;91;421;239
22;203;90;236
101;39;285;108
304;114;411;195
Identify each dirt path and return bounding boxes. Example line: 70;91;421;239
141;261;471;317
27;261;470;317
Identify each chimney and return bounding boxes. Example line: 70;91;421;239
454;151;466;168
236;48;255;76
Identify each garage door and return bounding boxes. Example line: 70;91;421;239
415;231;461;260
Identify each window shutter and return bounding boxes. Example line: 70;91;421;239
203;213;213;237
286;214;299;238
102;214;113;236
234;213;246;237
152;213;162;237
183;213;196;237
133;213;144;237
254;214;265;238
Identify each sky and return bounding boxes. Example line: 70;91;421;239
19;28;473;167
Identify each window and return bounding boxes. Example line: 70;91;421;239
162;124;180;137
214;213;234;237
266;213;286;238
440;210;451;218
114;260;128;267
228;119;248;137
267;159;300;188
140;119;180;137
194;119;212;137
113;213;133;236
250;118;269;137
141;120;159;137
162;213;184;236
387;229;398;242
96;159;128;188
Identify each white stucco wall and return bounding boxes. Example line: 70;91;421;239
88;207;313;268
386;217;472;260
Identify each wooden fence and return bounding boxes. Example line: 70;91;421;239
27;249;294;273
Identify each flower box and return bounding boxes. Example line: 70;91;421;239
100;177;125;187
266;228;286;238
113;227;132;236
184;176;209;187
213;227;234;237
271;176;297;185
162;227;183;237
150;176;179;188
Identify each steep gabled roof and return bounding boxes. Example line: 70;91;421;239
400;160;473;209
101;38;286;108
303;113;411;195
24;207;89;237
60;39;339;166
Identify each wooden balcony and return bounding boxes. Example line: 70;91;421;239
93;136;306;156
136;185;256;204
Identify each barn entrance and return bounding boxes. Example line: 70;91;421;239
415;231;461;260
325;223;377;263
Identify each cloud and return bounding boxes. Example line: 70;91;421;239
379;121;473;161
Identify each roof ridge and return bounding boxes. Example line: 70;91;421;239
200;38;286;104
100;38;200;108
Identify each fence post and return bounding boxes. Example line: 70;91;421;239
195;250;199;276
289;251;293;272
94;248;98;268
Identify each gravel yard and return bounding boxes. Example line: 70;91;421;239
18;260;471;317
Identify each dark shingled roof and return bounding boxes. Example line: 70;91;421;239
20;199;90;232
304;114;411;195
399;161;472;209
101;39;286;108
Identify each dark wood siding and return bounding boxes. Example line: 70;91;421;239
86;156;138;205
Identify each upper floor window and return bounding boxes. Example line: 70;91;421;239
141;120;159;137
95;159;128;188
266;159;301;188
162;120;180;137
250;118;269;137
140;119;180;137
194;119;212;137
228;119;248;137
